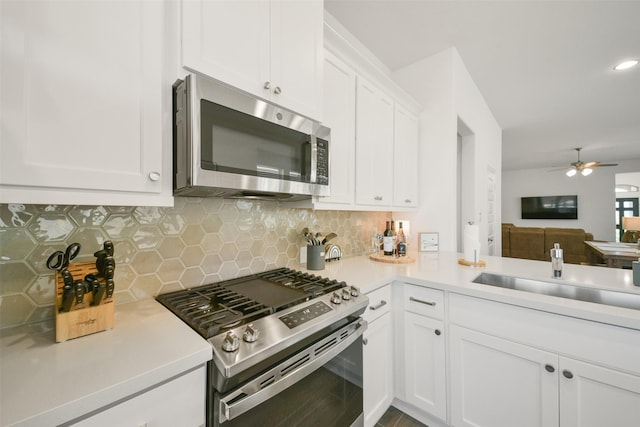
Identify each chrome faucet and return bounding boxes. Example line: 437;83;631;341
550;243;563;278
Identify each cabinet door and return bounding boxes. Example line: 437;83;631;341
182;0;270;99
0;1;167;203
319;51;356;206
404;312;447;421
73;366;206;427
270;0;323;120
450;326;559;427
393;105;419;208
363;311;394;427
559;357;640;427
355;77;394;207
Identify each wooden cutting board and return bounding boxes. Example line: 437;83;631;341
369;253;416;264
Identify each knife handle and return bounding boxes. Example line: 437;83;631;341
103;256;115;274
92;284;106;306
105;278;115;299
61;285;75;312
74;280;86;305
104;240;114;257
61;268;74;287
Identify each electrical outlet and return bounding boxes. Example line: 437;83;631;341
299;246;307;264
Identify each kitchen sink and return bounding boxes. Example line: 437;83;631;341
472;272;640;311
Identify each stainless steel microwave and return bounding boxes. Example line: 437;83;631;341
173;74;330;201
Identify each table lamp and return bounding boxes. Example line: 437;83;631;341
621;217;640;244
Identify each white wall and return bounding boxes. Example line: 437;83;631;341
502;159;640;241
393;48;502;254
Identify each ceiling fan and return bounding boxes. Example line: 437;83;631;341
555;148;619;177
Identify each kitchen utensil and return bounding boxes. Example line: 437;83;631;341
94;241;115;276
84;274;105;306
47;243;81;272
106;278;115;299
74;280;86;305
59;269;75;312
322;233;337;245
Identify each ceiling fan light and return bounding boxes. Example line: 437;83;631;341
566;168;577;177
613;60;639;71
581;168;593;176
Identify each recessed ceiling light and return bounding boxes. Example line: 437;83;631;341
613;60;639;71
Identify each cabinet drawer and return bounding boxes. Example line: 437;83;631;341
403;284;444;319
363;285;392;323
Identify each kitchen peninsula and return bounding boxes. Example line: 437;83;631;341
2;252;639;427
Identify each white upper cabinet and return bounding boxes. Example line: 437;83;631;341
0;0;171;206
182;0;323;120
355;77;394;207
316;51;356;206
393;105;419;208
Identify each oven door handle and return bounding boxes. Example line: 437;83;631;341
219;318;367;423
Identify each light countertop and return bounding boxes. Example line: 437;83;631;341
301;251;640;330
0;299;212;427
2;251;639;426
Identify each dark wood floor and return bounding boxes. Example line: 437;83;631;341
375;406;428;427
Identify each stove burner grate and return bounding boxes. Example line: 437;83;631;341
156;268;347;339
156;284;273;338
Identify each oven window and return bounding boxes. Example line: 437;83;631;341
200;100;310;182
219;337;363;427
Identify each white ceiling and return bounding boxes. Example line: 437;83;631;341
325;0;640;172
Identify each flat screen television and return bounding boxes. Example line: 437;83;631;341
521;195;578;219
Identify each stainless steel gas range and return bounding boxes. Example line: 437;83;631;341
156;267;369;427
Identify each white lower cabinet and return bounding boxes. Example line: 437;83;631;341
559;357;640;427
71;366;206;427
400;284;447;422
449;293;640;427
362;285;394;427
403;312;447;421
450;325;559;427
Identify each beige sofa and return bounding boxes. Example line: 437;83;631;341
502;223;594;265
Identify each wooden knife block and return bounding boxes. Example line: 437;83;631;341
55;261;115;342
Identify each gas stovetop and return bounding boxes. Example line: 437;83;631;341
156;267;350;339
156;267;369;385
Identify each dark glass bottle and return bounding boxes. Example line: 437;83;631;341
383;221;394;255
397;221;407;256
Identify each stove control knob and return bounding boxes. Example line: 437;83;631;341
222;331;240;352
341;289;351;301
350;286;359;297
330;292;342;304
243;324;260;343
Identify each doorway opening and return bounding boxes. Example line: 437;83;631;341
616;197;639;242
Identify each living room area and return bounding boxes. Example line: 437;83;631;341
501;164;640;268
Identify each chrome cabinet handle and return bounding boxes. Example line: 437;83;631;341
363;338;368;345
409;296;436;306
405;199;412;203
435;329;441;336
273;86;282;95
148;171;161;181
563;370;574;379
264;81;271;89
545;364;555;373
374;196;383;201
369;300;387;311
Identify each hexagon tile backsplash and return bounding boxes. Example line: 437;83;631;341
0;198;389;328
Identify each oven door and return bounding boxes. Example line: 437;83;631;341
213;318;366;427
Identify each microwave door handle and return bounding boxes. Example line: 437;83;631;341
309;135;317;183
219;319;366;423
